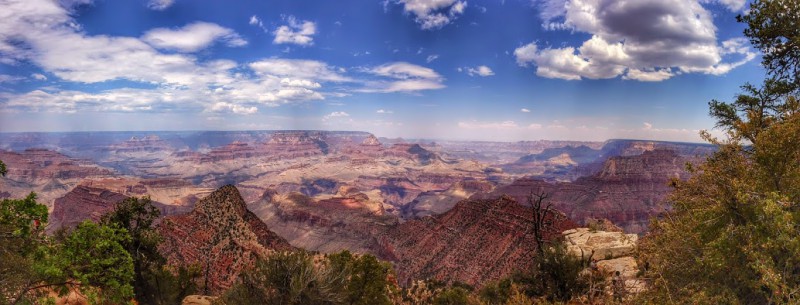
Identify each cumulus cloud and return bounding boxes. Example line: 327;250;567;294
517;0;756;81
521;108;531;112
142;22;247;52
377;109;393;114
273;15;316;46
208;102;258;114
31;73;47;81
396;0;468;30
147;0;174;10
361;62;446;93
463;65;494;77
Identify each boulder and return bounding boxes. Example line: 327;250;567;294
597;256;638;278
562;228;637;260
182;295;217;305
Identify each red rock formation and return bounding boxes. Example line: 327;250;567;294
474;149;696;234
157;185;292;294
382;196;576;287
0;149;112;183
48;185;193;233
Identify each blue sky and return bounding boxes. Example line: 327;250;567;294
0;0;764;142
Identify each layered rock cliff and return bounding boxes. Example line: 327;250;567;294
382;196;577;287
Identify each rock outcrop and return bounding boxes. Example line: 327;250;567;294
181;295;217;305
563;228;644;296
562;228;637;260
158;185;292;294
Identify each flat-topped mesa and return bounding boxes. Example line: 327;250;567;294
158;185;292;294
0;149;113;182
262;131;329;156
597;148;687;181
110;135;172;153
203;141;257;162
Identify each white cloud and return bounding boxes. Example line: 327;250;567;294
249;15;269;32
370;62;441;79
521;108;531;113
701;0;747;11
377;109;394;114
208;102;258;114
458;120;519;129
31;73;47;81
323;111;350;120
463;65;494;77
142;22;247;52
249;15;262;26
643;122;653;129
518;0;756;81
426;54;439;63
396;0;468;30
273;15;316;46
361;62;446;93
147;0;174;10
249;59;350;82
624;68;674;82
0;75;25;83
0;0;351;113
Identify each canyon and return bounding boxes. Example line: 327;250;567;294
0;130;714;288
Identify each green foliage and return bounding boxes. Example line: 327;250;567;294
638;2;800;303
432;286;480;305
218;251;347;305
479;278;513;305
0;159;6;176
101;196;198;304
219;250;396;305
738;0;800;88
517;242;592;303
0;193;47;238
0;193;48;305
39;221;135;304
327;250;394;305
